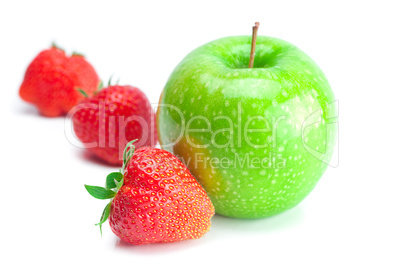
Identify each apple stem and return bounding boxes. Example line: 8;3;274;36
248;22;260;68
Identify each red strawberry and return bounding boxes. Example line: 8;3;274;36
19;45;100;117
85;141;215;245
72;85;158;165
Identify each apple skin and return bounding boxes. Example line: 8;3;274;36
157;36;337;218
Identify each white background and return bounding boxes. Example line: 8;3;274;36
1;0;401;267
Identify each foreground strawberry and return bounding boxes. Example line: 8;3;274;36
72;85;158;165
85;140;215;245
19;45;99;117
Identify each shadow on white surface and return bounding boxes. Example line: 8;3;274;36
13;101;40;116
111;205;304;254
76;149;120;168
211;205;305;234
113;236;203;254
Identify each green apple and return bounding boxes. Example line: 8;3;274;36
157;36;337;218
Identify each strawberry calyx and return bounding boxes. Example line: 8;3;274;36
51;42;64;52
72;51;85;57
121;139;137;173
107;75;120;86
92;80;104;96
84;139;137;235
93;76;121;96
77;77;104;97
76;88;89;98
98;80;104;90
84;173;122;235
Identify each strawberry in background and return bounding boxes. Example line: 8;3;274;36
72;84;158;165
19;44;100;117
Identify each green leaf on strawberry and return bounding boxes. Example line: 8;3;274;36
84;142;135;234
107;76;114;86
98;80;104;91
72;51;84;57
122;139;137;171
76;88;89;98
95;202;111;236
105;172;123;190
51;42;64;51
84;185;116;199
